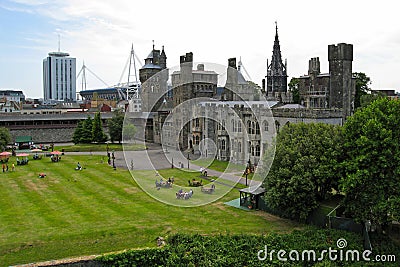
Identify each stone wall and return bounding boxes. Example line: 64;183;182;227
10;127;108;144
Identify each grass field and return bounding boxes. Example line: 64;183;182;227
54;143;145;152
0;154;301;266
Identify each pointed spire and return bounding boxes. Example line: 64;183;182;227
266;21;288;95
152;40;155;50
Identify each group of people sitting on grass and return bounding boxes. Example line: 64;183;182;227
17;158;29;165
155;177;174;189
51;155;61;162
33;154;42;160
176;188;193;200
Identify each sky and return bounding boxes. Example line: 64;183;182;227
0;0;399;99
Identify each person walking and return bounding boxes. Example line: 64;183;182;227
11;163;15;171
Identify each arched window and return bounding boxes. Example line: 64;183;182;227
255;122;260;135
221;139;226;150
238;142;242;153
195;135;200;145
195;118;200;127
255;145;260;156
231;119;235;132
263;120;269;132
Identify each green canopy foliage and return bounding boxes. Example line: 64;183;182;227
264;123;344;221
92;112;107;143
108;109;124;143
341;97;400;227
353;72;371;109
288;77;300;104
0;127;11;151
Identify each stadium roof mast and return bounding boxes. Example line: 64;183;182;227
127;44;139;100
118;44;142;100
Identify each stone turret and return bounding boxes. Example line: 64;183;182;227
328;43;355;118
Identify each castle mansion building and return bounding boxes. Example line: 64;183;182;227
138;27;355;165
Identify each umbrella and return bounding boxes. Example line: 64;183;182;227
31;148;42;152
16;153;29;157
0;151;11;156
50;150;62;155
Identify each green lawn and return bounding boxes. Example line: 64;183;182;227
191;158;246;173
55;143;145;152
0;154;301;266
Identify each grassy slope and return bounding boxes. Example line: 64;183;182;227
0;155;301;266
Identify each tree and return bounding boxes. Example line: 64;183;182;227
288;77;300;104
72;120;84;144
341;97;400;228
80;116;93;143
263;123;344;221
108;109;124;143
123;122;137;142
353;72;371;109
92;112;108;143
0;127;11;151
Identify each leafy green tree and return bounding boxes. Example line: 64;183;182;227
353;72;371;109
123;122;137;142
0;127;11;151
92;112;108;143
288;77;300;104
80;116;93;144
341;97;400;228
360;91;385;108
108;110;124;143
263;123;344;221
72;120;84;144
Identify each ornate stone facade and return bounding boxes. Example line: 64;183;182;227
298;43;355;119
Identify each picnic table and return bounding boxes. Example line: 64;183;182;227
176;189;193;200
201;184;216;194
188;179;203;187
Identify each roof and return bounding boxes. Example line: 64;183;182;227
199;100;279;109
237;71;247;84
239;186;265;195
276;104;306;109
15;136;32;143
142;63;162;69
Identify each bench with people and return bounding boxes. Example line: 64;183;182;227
201;184;216;194
188;179;203;187
155;177;174;189
17;158;28;165
176;188;193;200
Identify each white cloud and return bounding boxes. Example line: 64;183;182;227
2;0;400;97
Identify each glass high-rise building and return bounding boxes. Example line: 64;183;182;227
43;51;76;102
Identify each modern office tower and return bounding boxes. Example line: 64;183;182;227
43;51;76;102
